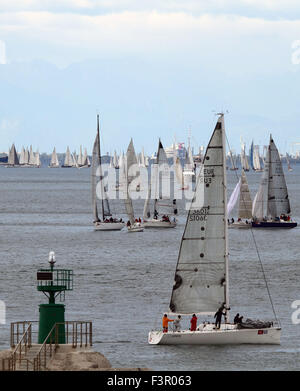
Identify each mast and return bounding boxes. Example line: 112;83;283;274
221;114;229;321
97;115;105;221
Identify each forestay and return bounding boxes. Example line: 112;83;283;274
169;115;228;315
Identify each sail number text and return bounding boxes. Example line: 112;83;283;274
189;207;209;222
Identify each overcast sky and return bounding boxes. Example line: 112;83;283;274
1;1;300;155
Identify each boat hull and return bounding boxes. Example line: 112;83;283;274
228;222;251;229
94;222;125;231
148;327;281;345
252;221;297;228
143;220;176;228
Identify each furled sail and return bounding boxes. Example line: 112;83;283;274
169;115;228;315
267;136;291;218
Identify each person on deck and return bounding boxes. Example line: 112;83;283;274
190;314;197;331
173;315;181;332
162;314;174;333
214;305;226;329
127;220;131;227
234;313;240;324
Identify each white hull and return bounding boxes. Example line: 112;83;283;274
127;223;144;232
228;222;251;229
94;222;125;231
144;219;176;228
148;324;281;345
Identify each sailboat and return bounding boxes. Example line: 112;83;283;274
148;114;281;345
143;140;177;228
252;135;297;228
240;140;249;171
229;149;238;170
91;115;125;231
123;139;144;232
7;144;20;167
49;147;60;168
227;169;252;229
62;147;74;168
35;150;41;168
183;145;196;180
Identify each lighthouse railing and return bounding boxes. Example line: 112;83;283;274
10;322;33;370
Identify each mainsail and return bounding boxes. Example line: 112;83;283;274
8;144;19;166
267;136;290;218
64;147;74;167
124;139;138;224
240;142;249;171
252;149;269;219
239;169;252;219
91;115;111;222
50;148;59;167
29;145;35;166
169;115;228;315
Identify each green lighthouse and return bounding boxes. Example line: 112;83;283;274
37;251;73;344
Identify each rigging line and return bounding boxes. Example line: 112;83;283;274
225;133;280;327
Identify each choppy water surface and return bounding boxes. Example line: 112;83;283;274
0;166;299;370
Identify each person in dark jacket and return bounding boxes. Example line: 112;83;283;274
214;305;226;329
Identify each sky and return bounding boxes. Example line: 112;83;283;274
1;1;300;155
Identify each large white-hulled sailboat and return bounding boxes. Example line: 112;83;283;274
92;115;125;231
251;135;297;228
143;140;177;228
123;139;144;232
148;114;281;345
227;169;252;229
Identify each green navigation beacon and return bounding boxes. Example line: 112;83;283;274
37;251;73;344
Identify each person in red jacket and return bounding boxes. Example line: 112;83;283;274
162;314;174;333
190;314;197;331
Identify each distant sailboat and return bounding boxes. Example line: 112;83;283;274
148;114;281;345
240;140;249;171
252;135;297;228
227;169;252;229
35;150;41;168
7;144;20;166
123;139;144;232
92;115;125;231
183;145;196;179
62;147;74;168
143;140;177;228
49;147;60;168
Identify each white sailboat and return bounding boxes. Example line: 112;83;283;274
7;144;20;166
228;169;252;229
183;145;196;180
143;140;177;228
240;140;249;171
148;114;281;345
19;147;26;165
113;150;119;169
29;145;36;166
35;149;41;168
123;139;144;232
92;115;125;231
62;147;74;168
252;135;297;228
49;147;60;168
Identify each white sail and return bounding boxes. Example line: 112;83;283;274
253;146;261;170
29;145;35;165
92;126;100;222
64;147;73;167
169;115;228;315
124;139;138;224
113;151;118;168
241;142;249;171
19;147;26;165
8;144;19;166
252;150;269;219
227;179;241;216
239;169;252;219
35;150;41;167
118;152;124;169
72;153;78;168
77;146;84;167
50;147;59;167
267;136;291;218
